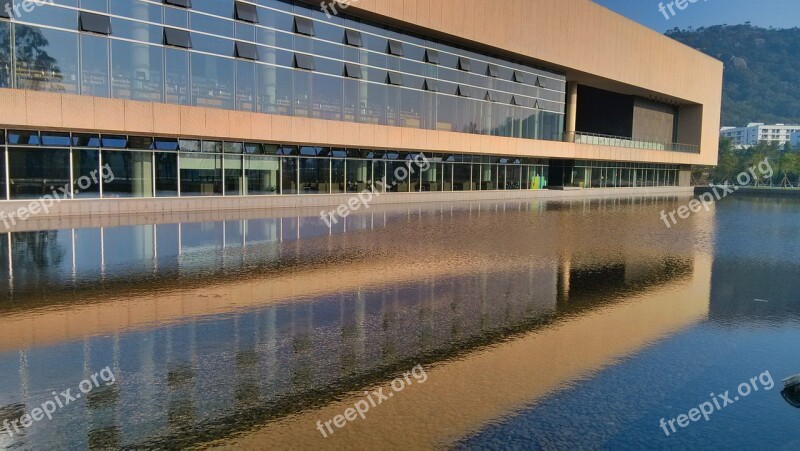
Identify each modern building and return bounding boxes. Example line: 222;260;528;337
791;131;800;148
720;123;800;148
0;0;722;215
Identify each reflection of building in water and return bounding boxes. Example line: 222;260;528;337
0;238;698;448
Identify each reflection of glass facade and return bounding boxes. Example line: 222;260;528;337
0;129;558;199
0;0;565;140
0;213;693;448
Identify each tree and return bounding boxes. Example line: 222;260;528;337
12;25;63;92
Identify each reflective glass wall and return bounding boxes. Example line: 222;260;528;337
0;0;565;141
0;129;559;200
549;159;680;188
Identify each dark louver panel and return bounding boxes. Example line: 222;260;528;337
294;17;315;36
388;40;404;56
164;28;192;48
344;63;363;79
235;1;258;23
425;49;440;64
387;72;404;86
456;85;472;97
458;57;471;72
512;70;526;83
345;29;363;47
423;79;439;92
164;0;191;8
235;41;259;60
79;12;112;35
294;53;315;71
486;64;499;78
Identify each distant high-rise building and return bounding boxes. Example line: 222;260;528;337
720;123;800;148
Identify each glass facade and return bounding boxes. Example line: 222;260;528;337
549;160;680;188
0;129;681;201
0;128;555;200
0;0;565;141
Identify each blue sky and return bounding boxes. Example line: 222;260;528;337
593;0;800;33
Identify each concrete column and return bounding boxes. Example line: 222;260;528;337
566;82;578;140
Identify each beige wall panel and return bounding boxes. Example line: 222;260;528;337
204;108;231;138
62;95;95;130
179;105;207;137
251;112;272;141
269;115;293;142
152;102;182;136
0;89;26;127
94;97;125;132
26;91;62;129
124;100;154;134
228;110;254;140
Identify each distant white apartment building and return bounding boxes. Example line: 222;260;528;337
720;123;800;148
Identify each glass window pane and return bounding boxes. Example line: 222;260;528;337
80;0;108;13
102;150;154;197
80;34;110;97
313;74;342;121
421;161;443;191
345;159;369;193
0;22;10;88
191;53;233;109
331;158;345;193
110;0;162;23
112;18;163;44
223;154;243;196
387;160;409;192
293;70;312;117
156;152;178;197
165;48;189;105
235;60;256;112
299;158;329;194
73;149;100;198
180;152;222;196
453;163;472;191
15;25;79;94
164;7;188;27
258;64;292;115
281;157;297;194
112;40;164;102
245;155;279;195
9;148;71;200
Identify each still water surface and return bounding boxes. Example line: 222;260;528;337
0;196;798;449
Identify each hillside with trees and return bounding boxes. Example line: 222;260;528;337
666;25;800;127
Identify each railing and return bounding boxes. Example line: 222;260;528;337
565;131;701;154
